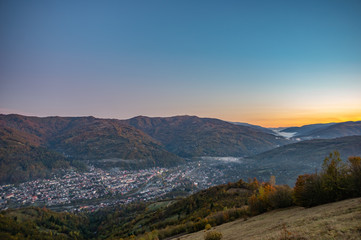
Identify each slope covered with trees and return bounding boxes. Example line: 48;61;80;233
0;127;69;183
0;207;90;239
124;115;289;158
0;114;182;184
299;121;361;139
281;121;361;139
0;114;291;184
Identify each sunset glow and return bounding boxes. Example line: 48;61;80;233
1;0;360;127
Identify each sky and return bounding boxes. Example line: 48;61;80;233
0;0;360;127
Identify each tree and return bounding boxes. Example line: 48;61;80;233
347;156;361;196
294;152;361;207
321;151;347;201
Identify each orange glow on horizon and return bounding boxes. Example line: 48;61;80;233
218;111;361;128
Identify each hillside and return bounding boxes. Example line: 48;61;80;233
0;207;90;239
245;136;361;186
48;118;181;166
0;127;70;183
92;179;254;239
299;121;361;139
1;152;360;240
281;121;361;139
1;114;291;184
124;116;289;158
281;123;336;137
0;114;182;184
230;122;275;135
179;197;361;240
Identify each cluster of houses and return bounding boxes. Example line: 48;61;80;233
0;161;241;212
0;166;166;210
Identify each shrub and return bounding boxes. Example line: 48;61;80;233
248;183;276;214
269;185;294;209
293;173;326;207
205;224;212;230
248;194;266;214
204;230;223;240
209;211;227;225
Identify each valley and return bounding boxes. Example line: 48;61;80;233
0;159;252;212
2;1;360;238
1;114;361;240
1;114;361;212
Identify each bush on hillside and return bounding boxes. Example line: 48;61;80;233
248;183;275;214
205;224;212;230
248;182;294;214
269;185;294;209
293;174;326;207
204;230;222;240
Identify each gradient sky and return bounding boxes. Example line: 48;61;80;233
1;0;360;127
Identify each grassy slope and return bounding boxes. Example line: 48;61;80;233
179;197;361;240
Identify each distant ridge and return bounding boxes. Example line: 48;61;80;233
123;115;289;158
246;135;361;185
281;121;361;139
230;121;275;134
298;121;361;139
281;122;336;136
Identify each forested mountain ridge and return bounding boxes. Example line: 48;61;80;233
230;121;275;134
0;114;182;184
299;121;361;139
0;126;69;183
280;121;361;139
123;115;289;158
2;114;360;185
0;114;292;183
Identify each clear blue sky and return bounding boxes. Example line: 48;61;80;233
1;0;360;126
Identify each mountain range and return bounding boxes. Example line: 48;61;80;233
1;114;361;184
281;121;361;139
0;114;287;184
123;116;287;158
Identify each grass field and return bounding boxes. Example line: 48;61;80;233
177;197;361;240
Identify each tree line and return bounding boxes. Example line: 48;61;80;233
248;151;361;215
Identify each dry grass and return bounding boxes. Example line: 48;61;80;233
177;198;361;240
